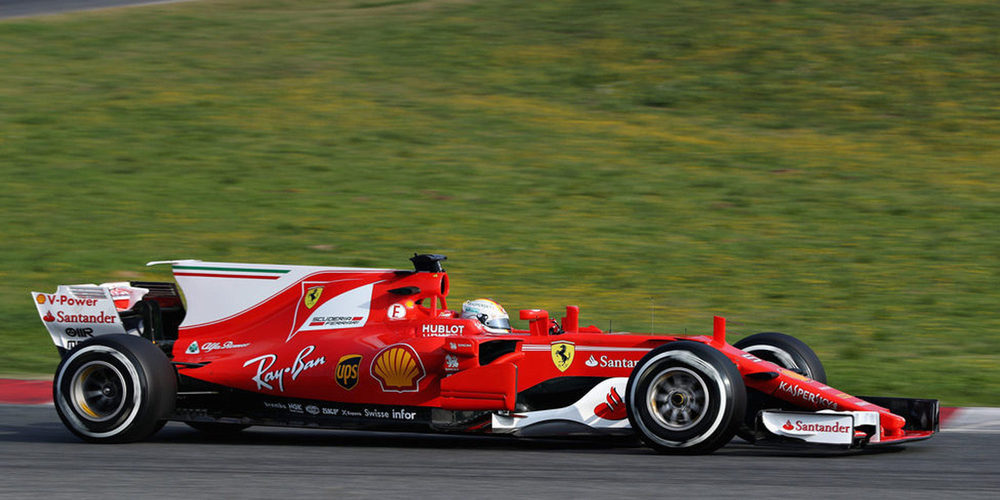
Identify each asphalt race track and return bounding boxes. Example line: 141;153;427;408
1;405;997;499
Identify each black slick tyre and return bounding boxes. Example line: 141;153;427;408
733;332;826;441
53;334;176;443
626;341;746;454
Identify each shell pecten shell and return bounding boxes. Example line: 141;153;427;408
371;344;425;392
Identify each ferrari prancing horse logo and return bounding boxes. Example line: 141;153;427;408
551;341;575;372
304;286;324;309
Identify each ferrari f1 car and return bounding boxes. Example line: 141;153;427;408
32;254;938;453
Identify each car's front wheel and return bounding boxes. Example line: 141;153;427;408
733;332;826;442
626;341;746;454
53;334;176;443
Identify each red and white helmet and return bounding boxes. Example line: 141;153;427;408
460;298;511;334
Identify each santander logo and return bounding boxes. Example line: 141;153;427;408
780;419;851;434
585;355;598;367
594;386;628;420
43;311;55;322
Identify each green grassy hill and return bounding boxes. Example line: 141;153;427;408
1;0;997;405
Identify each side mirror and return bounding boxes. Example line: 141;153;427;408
519;309;550;335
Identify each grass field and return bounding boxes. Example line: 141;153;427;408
1;0;997;405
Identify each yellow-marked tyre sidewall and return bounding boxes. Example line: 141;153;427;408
53;335;176;443
626;341;746;454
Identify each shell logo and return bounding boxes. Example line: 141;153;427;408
370;344;426;393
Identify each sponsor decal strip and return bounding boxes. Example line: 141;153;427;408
261;400;423;421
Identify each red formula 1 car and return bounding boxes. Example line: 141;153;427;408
32;254;938;453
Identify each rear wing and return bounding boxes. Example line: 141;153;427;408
31;281;185;356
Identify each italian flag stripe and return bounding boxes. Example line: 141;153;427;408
173;272;282;280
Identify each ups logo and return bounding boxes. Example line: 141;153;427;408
335;354;362;390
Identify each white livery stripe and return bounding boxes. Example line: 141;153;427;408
521;345;651;352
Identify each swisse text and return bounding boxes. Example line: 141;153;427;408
363;408;417;420
244;345;326;392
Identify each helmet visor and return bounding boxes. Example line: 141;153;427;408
484;317;511;332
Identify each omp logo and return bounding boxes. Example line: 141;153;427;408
370;344;425;393
64;328;93;338
335;354;362;390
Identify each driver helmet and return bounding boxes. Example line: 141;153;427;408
461;298;511;334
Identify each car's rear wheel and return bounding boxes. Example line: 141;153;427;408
733;332;826;442
626;341;745;454
53;334;176;443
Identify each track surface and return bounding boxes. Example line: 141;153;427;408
2;405;997;499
